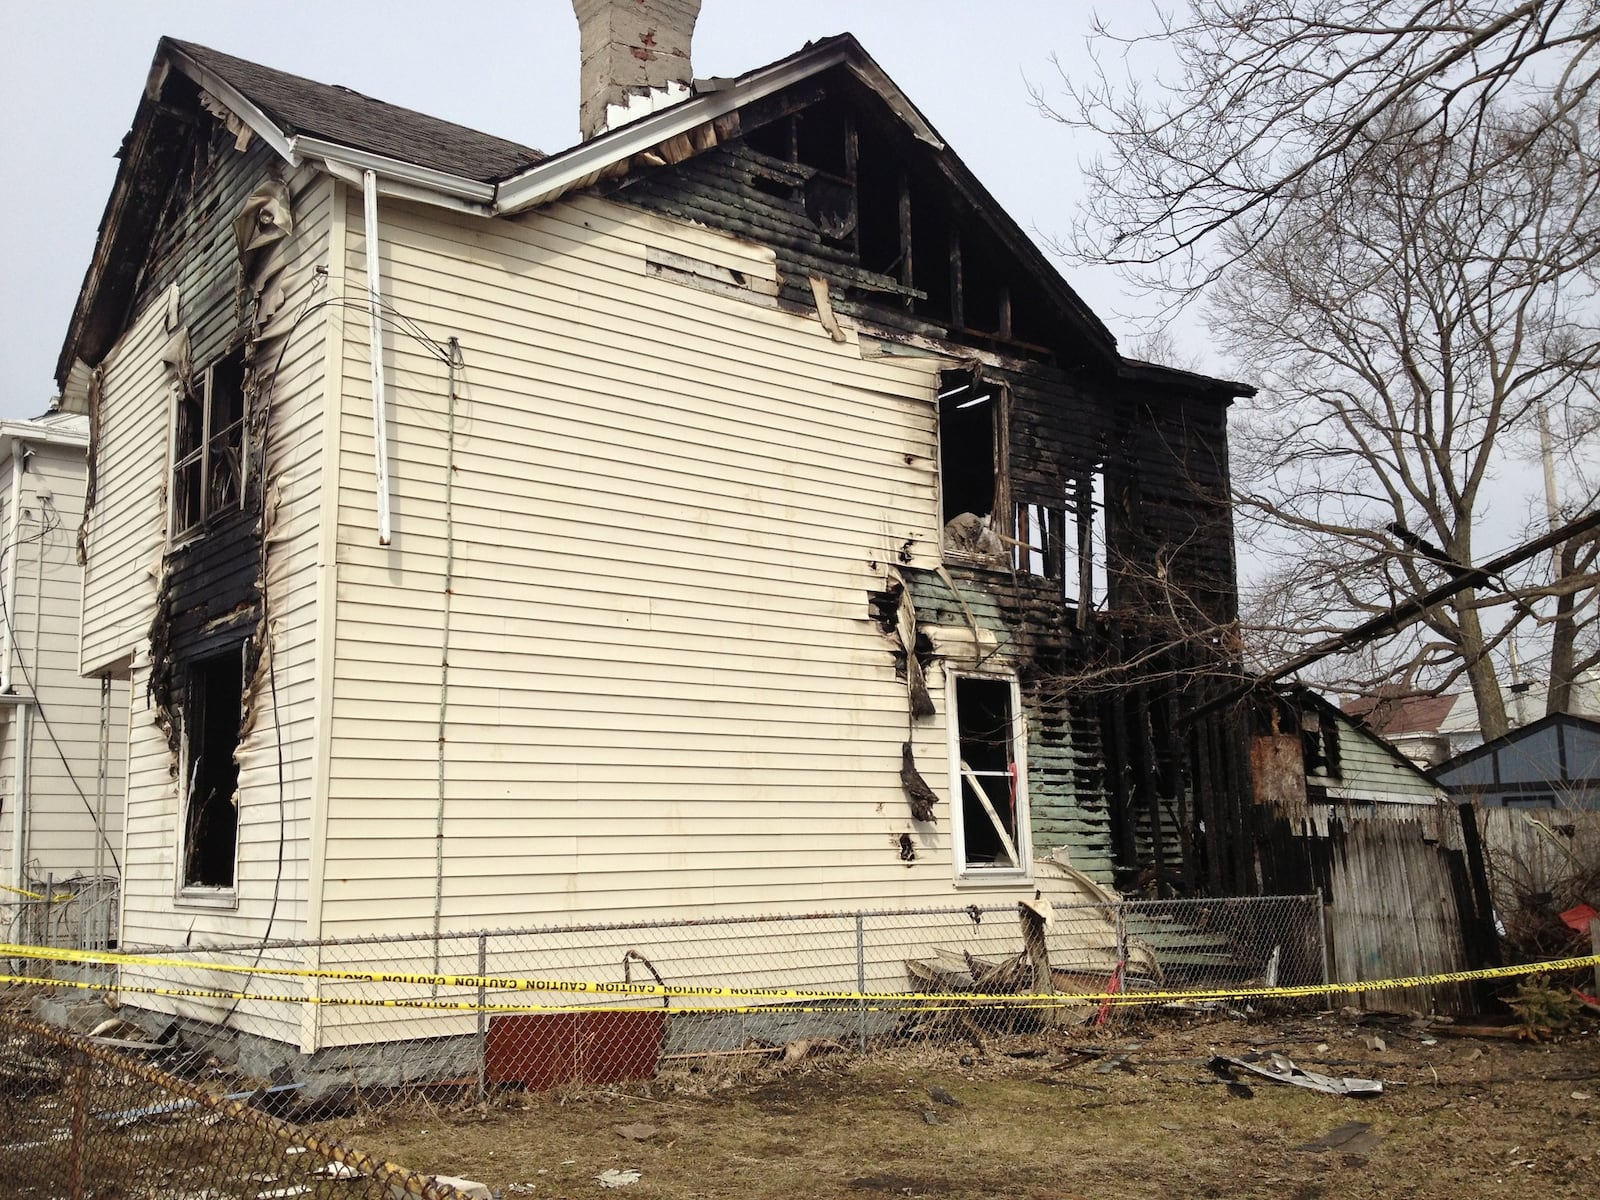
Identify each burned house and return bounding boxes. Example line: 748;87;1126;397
58;2;1260;1044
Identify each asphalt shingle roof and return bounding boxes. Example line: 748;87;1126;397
169;39;547;184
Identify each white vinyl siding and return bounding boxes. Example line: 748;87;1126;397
0;437;128;891
318;192;1048;948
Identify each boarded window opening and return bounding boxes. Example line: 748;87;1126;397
953;676;1025;872
181;649;243;890
939;370;1005;559
172;347;246;538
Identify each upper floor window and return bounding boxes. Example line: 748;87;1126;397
1014;471;1107;612
172;348;246;539
938;369;1008;561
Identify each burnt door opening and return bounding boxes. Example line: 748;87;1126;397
954;676;1023;871
181;649;243;890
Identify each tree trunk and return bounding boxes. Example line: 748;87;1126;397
1547;539;1579;716
1456;595;1509;740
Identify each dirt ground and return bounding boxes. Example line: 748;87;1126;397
318;1008;1600;1200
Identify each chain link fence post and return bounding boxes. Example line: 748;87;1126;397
1316;887;1333;1008
855;912;867;1053
476;931;489;1101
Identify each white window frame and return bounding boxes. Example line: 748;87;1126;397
947;671;1031;882
169;349;248;546
173;646;244;910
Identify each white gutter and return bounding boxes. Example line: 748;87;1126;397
297;137;494;207
363;171;393;546
320;159;490;218
494;42;866;215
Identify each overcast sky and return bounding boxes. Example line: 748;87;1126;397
0;0;1172;418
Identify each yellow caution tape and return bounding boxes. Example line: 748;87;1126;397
0;885;74;902
5;942;1597;1007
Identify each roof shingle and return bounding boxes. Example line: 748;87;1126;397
168;38;546;183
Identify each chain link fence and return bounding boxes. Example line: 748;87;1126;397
7;895;1325;1100
1;1012;473;1199
4;895;1322;1193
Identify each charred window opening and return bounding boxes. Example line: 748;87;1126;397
952;676;1026;873
172;347;246;539
180;648;243;891
1303;709;1343;781
1013;472;1107;612
939;370;1006;560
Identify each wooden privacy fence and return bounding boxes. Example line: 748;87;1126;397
1321;819;1477;1014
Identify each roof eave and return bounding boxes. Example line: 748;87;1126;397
494;39;869;215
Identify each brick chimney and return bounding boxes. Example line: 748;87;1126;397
573;0;702;140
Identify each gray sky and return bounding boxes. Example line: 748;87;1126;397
0;0;1150;418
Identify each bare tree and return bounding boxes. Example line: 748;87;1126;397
1217;103;1600;736
1043;0;1600;298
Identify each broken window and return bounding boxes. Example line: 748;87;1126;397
939;370;1006;560
951;675;1027;874
1302;709;1343;781
180;649;243;892
1013;472;1107;612
172;347;246;539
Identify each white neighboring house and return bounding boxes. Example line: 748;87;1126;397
0;408;129;940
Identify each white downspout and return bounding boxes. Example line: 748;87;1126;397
363;171;393;545
10;704;29;892
2;438;23;690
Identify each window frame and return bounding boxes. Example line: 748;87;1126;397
936;370;1010;565
173;646;245;909
946;671;1031;882
169;348;248;545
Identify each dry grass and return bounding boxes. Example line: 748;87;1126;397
315;1009;1600;1199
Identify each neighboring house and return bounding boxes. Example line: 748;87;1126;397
56;4;1257;1048
1344;691;1483;768
0;409;129;938
1432;713;1600;810
1347;673;1600;768
1252;685;1443;832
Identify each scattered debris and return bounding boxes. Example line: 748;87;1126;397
1296;1121;1385;1155
432;1177;491;1200
595;1168;642;1188
615;1123;658;1142
1211;1054;1382;1097
1362;1034;1387;1052
921;1109;941;1125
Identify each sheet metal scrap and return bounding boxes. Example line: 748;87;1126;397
1211;1053;1382;1097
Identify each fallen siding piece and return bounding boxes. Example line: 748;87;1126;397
1211;1054;1382;1097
